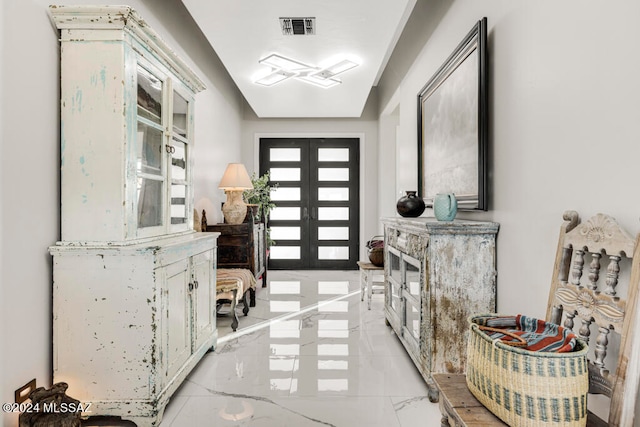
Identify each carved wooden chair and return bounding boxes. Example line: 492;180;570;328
433;211;640;427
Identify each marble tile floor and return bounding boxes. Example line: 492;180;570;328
84;270;442;427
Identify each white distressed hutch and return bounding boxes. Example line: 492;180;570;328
48;6;218;426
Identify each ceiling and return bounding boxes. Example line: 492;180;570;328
180;0;417;118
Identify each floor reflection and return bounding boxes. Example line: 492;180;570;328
159;270;441;427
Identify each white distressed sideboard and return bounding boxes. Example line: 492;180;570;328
382;217;499;402
50;234;218;426
48;6;216;426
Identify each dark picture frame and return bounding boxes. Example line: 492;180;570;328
418;17;488;210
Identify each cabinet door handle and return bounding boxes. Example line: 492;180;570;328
165;144;175;154
188;282;194;292
194;280;199;289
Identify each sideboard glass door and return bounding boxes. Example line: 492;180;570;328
387;246;403;326
402;255;421;354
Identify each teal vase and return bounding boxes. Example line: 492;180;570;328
433;193;457;221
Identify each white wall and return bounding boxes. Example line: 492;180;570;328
0;3;5;425
0;1;243;425
1;3;61;426
380;0;640;319
240;93;380;260
377;106;399;231
377;0;640;421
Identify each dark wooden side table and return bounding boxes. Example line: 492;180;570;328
206;221;267;306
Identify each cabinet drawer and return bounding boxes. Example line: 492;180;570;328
386;227;427;257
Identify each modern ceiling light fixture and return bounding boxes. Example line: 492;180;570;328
258;53;313;72
254;69;297;87
312;59;359;80
296;74;341;88
254;53;358;89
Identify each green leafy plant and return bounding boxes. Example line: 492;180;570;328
243;172;278;247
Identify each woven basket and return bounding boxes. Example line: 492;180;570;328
466;314;589;427
366;236;384;267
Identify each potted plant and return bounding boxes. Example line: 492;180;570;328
243;172;278;247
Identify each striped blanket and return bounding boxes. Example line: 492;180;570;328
481;315;578;353
217;268;256;297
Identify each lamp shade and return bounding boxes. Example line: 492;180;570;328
218;163;253;190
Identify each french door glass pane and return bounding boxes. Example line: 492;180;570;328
270;207;301;220
172;91;188;137
171;139;187;181
170;184;186;224
137;178;163;228
270;226;301;240
270;148;300;162
318;227;349;240
318;246;349;260
272;187;301;201
137;122;163;176
137;66;162;124
318;168;349;181
317;207;349;221
318;148;348;162
270;168;300;181
270;246;301;260
318;187;349;201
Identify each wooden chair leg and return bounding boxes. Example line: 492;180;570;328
230;289;239;331
242;290;250;315
249;288;256;307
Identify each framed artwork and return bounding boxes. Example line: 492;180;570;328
418;17;488;210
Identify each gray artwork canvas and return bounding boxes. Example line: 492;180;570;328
422;50;478;202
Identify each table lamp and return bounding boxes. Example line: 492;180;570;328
219;163;253;224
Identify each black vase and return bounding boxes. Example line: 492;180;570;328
396;191;425;217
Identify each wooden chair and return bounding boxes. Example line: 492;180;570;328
433;211;640;427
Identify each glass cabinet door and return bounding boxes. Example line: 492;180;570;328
134;65;194;236
137;66;162;124
136;65;165;231
388;246;402;285
404;297;421;351
404;255;421;306
169;89;190;230
386;246;403;323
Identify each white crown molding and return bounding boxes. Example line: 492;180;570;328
49;5;206;93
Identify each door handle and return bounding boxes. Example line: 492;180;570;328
303;207;309;220
310;207;316;220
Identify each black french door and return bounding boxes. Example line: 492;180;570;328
260;138;359;270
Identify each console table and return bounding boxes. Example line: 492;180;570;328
206;221;267;304
382;217;499;402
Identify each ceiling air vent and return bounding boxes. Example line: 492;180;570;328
280;17;315;35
